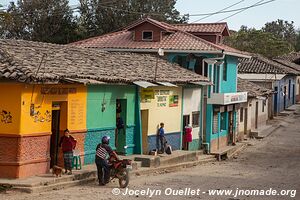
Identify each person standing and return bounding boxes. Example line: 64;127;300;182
59;129;76;175
156;123;166;153
184;124;193;150
95;136;119;186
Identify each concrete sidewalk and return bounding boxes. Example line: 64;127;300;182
0;150;215;193
0;113;288;194
0;143;251;193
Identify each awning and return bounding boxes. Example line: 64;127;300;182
156;82;178;87
133;81;158;88
191;81;213;86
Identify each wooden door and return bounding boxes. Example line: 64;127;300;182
141;110;149;154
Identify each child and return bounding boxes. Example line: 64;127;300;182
156;123;166;153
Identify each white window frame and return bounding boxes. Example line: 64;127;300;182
142;30;153;41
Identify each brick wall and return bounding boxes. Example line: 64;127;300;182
0;134;50;178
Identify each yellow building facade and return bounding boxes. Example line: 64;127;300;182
140;86;182;154
0;83;86;178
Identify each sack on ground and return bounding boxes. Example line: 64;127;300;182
165;144;172;155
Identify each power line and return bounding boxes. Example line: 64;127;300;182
188;0;275;17
0;0;277;20
192;0;246;23
216;0;275;22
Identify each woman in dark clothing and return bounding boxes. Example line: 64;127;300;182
59;129;77;175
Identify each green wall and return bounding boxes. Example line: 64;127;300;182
87;85;136;129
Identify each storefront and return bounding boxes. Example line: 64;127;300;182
140;86;182;154
0;83;87;178
207;92;248;152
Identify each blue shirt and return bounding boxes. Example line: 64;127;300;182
158;127;165;137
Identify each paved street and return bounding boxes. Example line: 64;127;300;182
1;105;300;200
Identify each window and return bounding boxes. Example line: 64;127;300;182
142;31;153;40
223;61;227;81
220;112;227;131
240;108;244;122
194;57;208;76
192;111;200;128
262;100;265;112
213;112;218;133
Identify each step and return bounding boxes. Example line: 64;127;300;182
159;152;198;166
134;156;160;168
131;161;142;170
13;177;95;193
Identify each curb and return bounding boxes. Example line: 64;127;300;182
132;156;217;177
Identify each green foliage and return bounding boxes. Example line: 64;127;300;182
0;0;186;43
296;30;300;52
0;0;81;44
225;26;293;58
262;19;297;48
225;20;300;58
78;0;188;38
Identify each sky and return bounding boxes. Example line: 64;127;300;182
0;0;299;31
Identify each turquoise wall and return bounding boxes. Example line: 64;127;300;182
84;85;138;164
167;53;239;152
220;56;238;93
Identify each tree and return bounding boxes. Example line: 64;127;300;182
78;0;188;38
262;19;297;49
0;0;80;44
225;26;293;58
0;2;28;39
296;29;300;52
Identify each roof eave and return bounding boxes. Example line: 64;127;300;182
99;48;223;55
224;51;251;59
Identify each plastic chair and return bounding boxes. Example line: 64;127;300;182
72;150;82;170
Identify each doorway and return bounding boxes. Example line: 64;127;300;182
182;115;190;150
141;109;149;154
274;87;278;114
228;111;234;145
284;86;287;109
293;84;295;104
244;108;248;138
50;104;60;168
116;99;127;154
255;101;259;129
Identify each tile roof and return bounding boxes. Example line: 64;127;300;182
276;52;300;63
72;18;248;58
0;39;209;84
73;30;223;52
126;18;176;32
173;22;229;35
237;78;273;98
239;54;299;75
273;52;300;72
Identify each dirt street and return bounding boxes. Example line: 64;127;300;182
1;106;300;200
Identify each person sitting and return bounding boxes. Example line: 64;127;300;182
95;136;119;186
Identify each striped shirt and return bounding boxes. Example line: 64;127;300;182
96;144;112;160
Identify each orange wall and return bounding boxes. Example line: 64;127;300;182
20;84;87;135
0;83;87;136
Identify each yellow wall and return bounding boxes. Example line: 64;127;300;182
19;84;87;135
140;86;182;136
0;83;22;134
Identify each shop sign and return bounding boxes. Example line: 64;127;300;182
141;89;155;103
224;92;248;104
169;95;179;107
41;87;77;95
